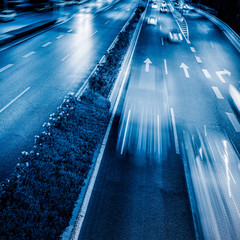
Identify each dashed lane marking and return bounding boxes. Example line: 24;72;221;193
121;109;131;155
42;42;52;47
104;20;110;24
210;41;214;48
161;37;164;46
190;47;196;52
212;86;224;99
90;31;98;37
170;108;180;154
202;69;212;79
195;56;202;63
164;59;168;75
22;51;35;58
56;35;64;39
226;112;240;132
0;64;14;73
67;29;73;33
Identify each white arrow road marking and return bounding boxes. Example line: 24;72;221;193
0;87;30;114
164;59;168;75
212;86;224;99
42;42;52;47
0;64;14;73
190;47;196;52
195;56;202;63
121;109;131;154
22;51;35;58
226;112;240;132
216;69;231;83
202;69;212;79
144;58;152;72
170;108;180;154
180;62;190;78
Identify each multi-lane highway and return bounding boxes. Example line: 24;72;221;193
1;0;240;238
77;1;240;240
0;0;139;181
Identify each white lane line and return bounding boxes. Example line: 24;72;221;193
195;56;202;63
164;59;168;75
22;51;35;58
56;35;64;39
157;114;160;156
61;52;72;62
89;31;98;37
104;20;110;25
121;109;131;155
67;29;73;33
190;47;196;53
0;64;14;73
226;112;240;132
0;87;30;114
202;69;212;79
204;125;207;136
160;25;162;30
42;42;52;47
170;108;180;154
212;86;224;99
210;41;214;48
161;37;164;46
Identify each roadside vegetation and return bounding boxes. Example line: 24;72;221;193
0;2;146;239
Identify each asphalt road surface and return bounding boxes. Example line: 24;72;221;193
78;2;240;240
0;0;139;181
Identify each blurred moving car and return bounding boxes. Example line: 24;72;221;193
0;9;17;22
147;16;157;26
168;28;183;43
229;84;240;113
152;3;158;8
160;6;167;13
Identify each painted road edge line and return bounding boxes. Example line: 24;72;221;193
212;86;224;99
0;64;14;73
170;108;180;154
164;59;168;75
0;87;30;114
226;112;240;132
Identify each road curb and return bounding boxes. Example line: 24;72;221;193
193;7;240;52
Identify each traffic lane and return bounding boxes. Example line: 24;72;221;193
181;123;240;239
79;118;195;240
179;9;240;151
184;10;240;87
0;0;137;112
0;0;139;181
161;12;240;238
79;8;195;239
